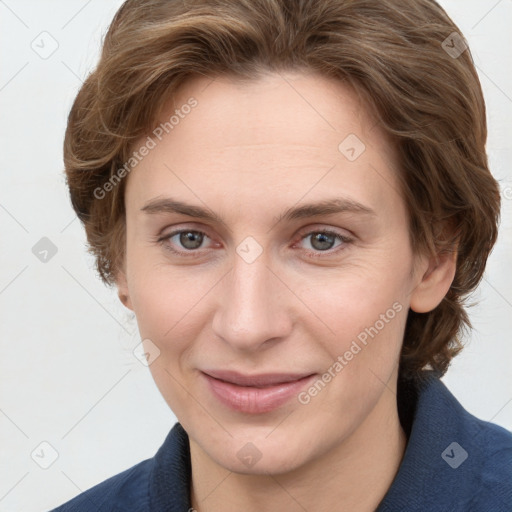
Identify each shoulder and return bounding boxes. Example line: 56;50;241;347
421;375;512;510
379;373;512;511
50;457;154;512
49;422;191;512
464;414;512;510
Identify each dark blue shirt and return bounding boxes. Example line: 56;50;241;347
50;371;512;511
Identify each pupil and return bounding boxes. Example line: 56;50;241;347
181;231;202;249
312;233;334;251
177;232;335;251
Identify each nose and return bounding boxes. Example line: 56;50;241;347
211;250;293;353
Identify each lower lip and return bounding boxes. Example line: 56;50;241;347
202;372;316;414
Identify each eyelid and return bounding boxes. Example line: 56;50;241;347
295;223;354;240
156;223;354;257
292;227;353;258
156;225;215;256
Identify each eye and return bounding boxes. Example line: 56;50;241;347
158;229;213;257
296;229;353;258
157;227;353;259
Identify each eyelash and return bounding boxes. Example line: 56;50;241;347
156;227;353;259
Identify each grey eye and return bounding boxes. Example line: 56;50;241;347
176;231;204;250
308;232;337;251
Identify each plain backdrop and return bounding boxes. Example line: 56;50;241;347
0;1;511;510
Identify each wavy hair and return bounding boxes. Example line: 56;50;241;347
63;0;501;379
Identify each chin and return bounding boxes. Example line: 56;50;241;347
221;448;307;476
200;428;315;476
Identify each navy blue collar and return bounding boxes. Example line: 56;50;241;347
148;371;501;511
150;420;192;511
377;371;476;510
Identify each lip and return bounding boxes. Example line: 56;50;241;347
201;370;316;414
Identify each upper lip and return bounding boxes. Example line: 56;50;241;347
202;369;315;387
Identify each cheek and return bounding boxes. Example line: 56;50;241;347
298;258;409;334
127;266;200;415
295;259;410;386
316;290;406;378
311;298;407;422
126;226;413;357
127;256;213;363
125;251;176;341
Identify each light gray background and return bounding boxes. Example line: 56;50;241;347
0;1;511;510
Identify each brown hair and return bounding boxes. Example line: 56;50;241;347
63;0;501;380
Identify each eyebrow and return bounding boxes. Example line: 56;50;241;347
141;196;376;227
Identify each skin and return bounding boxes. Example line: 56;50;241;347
116;71;457;511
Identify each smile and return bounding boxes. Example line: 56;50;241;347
201;370;317;414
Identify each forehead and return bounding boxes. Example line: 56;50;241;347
166;71;378;155
125;71;402;221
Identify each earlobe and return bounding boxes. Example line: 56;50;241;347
409;248;458;313
115;271;134;311
118;291;133;310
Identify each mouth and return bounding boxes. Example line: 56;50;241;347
200;370;316;414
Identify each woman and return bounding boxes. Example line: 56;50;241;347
52;0;511;510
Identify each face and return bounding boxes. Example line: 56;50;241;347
118;71;438;475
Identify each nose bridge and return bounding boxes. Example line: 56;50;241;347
212;247;290;351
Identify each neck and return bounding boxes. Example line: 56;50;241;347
189;385;407;512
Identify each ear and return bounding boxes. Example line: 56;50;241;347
115;269;134;311
409;245;458;314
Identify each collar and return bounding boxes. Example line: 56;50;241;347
148;371;490;511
